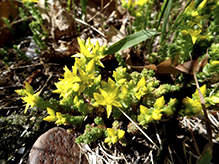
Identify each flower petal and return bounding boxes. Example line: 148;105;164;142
140;105;148;115
154;96;165;109
117;129;125;139
107;128;116;137
106;105;112;118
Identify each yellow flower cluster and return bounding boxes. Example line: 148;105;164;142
183;0;217;44
104;128;125;145
43;107;66;125
138;96;165;125
183;85;207;115
93;78;122;118
15;82;41;113
183;84;219;115
53;38;106;100
133;77;148;100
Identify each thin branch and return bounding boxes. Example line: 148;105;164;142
193;70;213;150
118;107;160;150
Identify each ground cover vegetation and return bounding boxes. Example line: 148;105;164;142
0;0;219;163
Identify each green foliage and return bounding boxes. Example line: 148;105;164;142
0;47;9;66
197;147;212;164
94;117;105;126
197;43;219;81
104;29;156;55
80;0;88;20
75;124;106;144
2;17;12;29
23;1;48;50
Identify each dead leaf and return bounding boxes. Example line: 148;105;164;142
126;54;208;75
175;59;199;74
125;54;157;71
156;59;182;75
198;53;208;72
38;0;77;41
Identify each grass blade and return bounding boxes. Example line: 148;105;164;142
150;0;169;53
160;0;172;43
168;0;192;37
197;146;212;164
104;29;157;55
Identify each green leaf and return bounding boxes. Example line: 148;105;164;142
104;29;156;55
80;0;88;15
168;0;193;37
160;0;172;43
197;147;212;164
195;0;203;8
155;0;169;31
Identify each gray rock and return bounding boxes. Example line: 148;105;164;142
28;127;88;164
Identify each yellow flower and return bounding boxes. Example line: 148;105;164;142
136;0;149;6
101;78;116;91
117;78;126;85
91;41;107;68
73;38;106;68
210;96;219;103
55;112;66;125
211;61;219;66
187;23;202;44
197;0;207;11
193;84;206;99
15;82;41;113
72;83;80;92
152;109;163;120
154;96;165;109
21;91;40;113
43;108;57;122
15;82;34;96
77;66;95;93
191;11;199;17
93;87;122;118
183;96;194;106
127;0;133;8
119;85;129;99
144;114;153;122
192;100;202;114
185;0;195;13
53;65;81;98
181;30;188;36
117;129;125;139
104;128;125;145
134;77;148;99
86;59;95;73
140;105;149;115
22;0;39;2
73;37;93;58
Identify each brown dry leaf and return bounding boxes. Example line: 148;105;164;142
198;53;209;72
175;59;199;74
38;0;77;41
175;54;208;74
105;25;125;43
126;54;208;75
156;59;182;74
156;58;200;75
54;38;79;57
125;54;157;71
105;16;128;58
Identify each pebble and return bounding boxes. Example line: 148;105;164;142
28;127;88;164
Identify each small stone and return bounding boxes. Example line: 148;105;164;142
28;127;88;164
